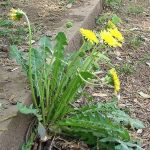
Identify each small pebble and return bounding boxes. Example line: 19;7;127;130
137;129;143;134
10;100;17;105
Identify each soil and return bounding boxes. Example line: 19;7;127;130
0;0;150;149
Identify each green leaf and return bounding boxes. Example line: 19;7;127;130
111;15;122;25
80;71;94;79
50;32;67;94
39;36;52;54
94;101;145;130
115;141;143;150
17;102;42;121
55;32;68;46
130;119;145;129
21;132;35;150
100;138;142;150
9;45;28;72
115;142;129;150
0;20;13;27
98;52;110;62
66;20;74;28
58;108;130;144
125;142;143;150
109;110;145;129
30;48;45;97
17;102;37;115
81;41;93;52
31;48;45;72
52;75;83;120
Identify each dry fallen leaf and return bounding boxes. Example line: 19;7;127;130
138;91;150;99
66;3;72;8
92;93;108;97
116;57;122;61
146;62;150;67
114;50;121;56
9;95;16;101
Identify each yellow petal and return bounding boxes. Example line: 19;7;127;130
108;20;116;28
100;30;122;47
80;28;99;44
108;27;124;42
109;68;120;93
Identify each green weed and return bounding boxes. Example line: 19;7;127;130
0;0;11;7
67;0;76;4
21;132;35;150
0;19;28;45
96;13;121;28
129;35;144;49
9;9;144;150
128;5;144;15
104;0;122;8
138;53;150;64
66;20;74;28
96;13;112;25
117;63;135;75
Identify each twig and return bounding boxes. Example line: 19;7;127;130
53;144;61;150
38;142;42;150
25;118;37;143
49;135;55;150
56;136;68;143
142;143;150;149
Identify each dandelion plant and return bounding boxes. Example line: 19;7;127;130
9;8;144;149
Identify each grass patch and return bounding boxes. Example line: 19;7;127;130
138;53;150;64
128;35;144;49
96;13;122;29
127;5;144;15
104;0;122;8
0;19;29;45
117;63;135;75
0;0;11;7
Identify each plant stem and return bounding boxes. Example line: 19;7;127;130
24;13;38;108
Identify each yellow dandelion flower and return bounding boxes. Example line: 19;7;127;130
108;27;124;42
100;30;122;47
9;8;24;21
109;68;120;94
107;20;116;29
80;28;99;44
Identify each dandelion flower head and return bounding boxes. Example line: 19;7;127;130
80;28;99;44
109;68;120;94
108;27;124;42
9;8;24;21
107;20;116;29
100;30;122;47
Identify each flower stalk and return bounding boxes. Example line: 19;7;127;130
9;8;38;108
23;13;38;108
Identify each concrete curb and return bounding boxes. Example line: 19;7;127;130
66;0;103;51
0;1;103;149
